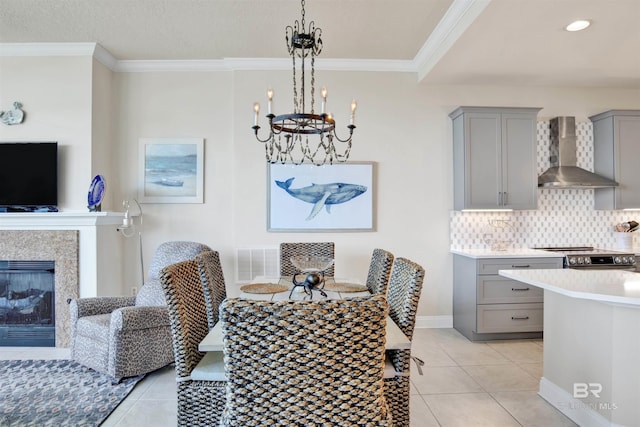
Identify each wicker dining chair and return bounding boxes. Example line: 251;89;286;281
279;242;335;277
160;259;226;427
365;248;395;295
219;295;393;426
384;257;425;427
194;251;227;330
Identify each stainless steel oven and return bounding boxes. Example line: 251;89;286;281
537;247;638;271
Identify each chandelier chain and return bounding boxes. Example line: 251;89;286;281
292;55;299;114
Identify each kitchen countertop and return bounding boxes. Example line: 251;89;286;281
450;248;564;259
499;268;640;307
451;246;640;258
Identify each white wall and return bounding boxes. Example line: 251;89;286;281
2;54;640;319
0;56;94;210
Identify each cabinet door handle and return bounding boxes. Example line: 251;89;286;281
511;316;530;320
511;287;530;291
503;192;508;206
511;264;531;268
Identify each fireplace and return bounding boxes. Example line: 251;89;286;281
0;260;55;346
0;230;78;347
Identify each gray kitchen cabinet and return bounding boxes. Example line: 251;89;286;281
453;255;562;341
590;110;640;210
450;107;541;210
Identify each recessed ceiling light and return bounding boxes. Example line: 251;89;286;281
565;20;591;32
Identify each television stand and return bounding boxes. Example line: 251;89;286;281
0;206;59;213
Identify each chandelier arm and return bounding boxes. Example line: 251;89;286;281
331;124;356;143
252;114;277;143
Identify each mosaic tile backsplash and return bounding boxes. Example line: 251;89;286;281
450;120;639;250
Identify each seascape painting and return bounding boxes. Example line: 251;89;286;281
138;138;204;203
268;162;374;232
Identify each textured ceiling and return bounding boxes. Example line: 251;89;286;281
1;0;639;88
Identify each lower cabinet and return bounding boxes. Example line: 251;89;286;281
453;255;562;341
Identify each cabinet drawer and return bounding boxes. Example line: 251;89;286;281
477;276;543;304
476;303;543;333
478;258;562;275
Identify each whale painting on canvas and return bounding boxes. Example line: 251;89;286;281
275;177;367;220
268;163;373;231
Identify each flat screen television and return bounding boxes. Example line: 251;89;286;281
0;142;58;212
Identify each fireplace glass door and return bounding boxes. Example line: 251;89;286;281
0;260;55;346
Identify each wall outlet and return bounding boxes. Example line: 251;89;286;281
131;286;138;296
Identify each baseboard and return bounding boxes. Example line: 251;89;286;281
538;377;618;427
415;315;453;329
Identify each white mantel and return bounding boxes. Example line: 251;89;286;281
0;211;126;297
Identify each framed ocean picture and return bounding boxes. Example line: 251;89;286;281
138;138;204;203
268;162;374;232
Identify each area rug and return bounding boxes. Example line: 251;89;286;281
0;359;144;426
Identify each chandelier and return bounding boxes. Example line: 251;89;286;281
252;0;357;165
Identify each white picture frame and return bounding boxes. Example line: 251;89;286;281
268;162;374;232
138;138;204;203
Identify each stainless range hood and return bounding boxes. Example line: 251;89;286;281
538;117;618;189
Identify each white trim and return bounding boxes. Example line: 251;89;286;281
538;377;620;427
414;0;491;81
0;211;124;227
0;42;418;73
115;59;232;73
92;43;118;70
0;42;97;57
415;315;453;329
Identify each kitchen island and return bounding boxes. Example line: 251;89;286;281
499;268;640;427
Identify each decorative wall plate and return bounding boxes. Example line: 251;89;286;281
88;175;106;210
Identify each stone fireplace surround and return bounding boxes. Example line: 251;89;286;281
0;230;78;347
0;212;126;348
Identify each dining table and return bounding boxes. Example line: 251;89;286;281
199;276;411;352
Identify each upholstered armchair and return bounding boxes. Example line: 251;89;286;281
69;241;212;382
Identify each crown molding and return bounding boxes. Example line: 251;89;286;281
414;0;491;82
0;42;97;57
114;59;231;73
1;42;417;74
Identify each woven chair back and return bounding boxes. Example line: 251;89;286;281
279;242;335;277
159;259;208;380
365;248;395;295
219;295;392;426
195;251;227;330
387;257;425;341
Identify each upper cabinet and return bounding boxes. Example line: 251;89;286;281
450;107;541;210
590;110;640;210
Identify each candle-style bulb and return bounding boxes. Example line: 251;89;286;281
350;100;357;125
267;88;273;114
253;102;260;126
321;87;327;114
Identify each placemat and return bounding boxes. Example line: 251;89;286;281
323;282;368;293
240;283;289;294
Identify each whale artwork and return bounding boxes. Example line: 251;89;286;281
275;177;368;220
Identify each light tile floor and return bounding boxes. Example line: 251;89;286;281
1;328;577;426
